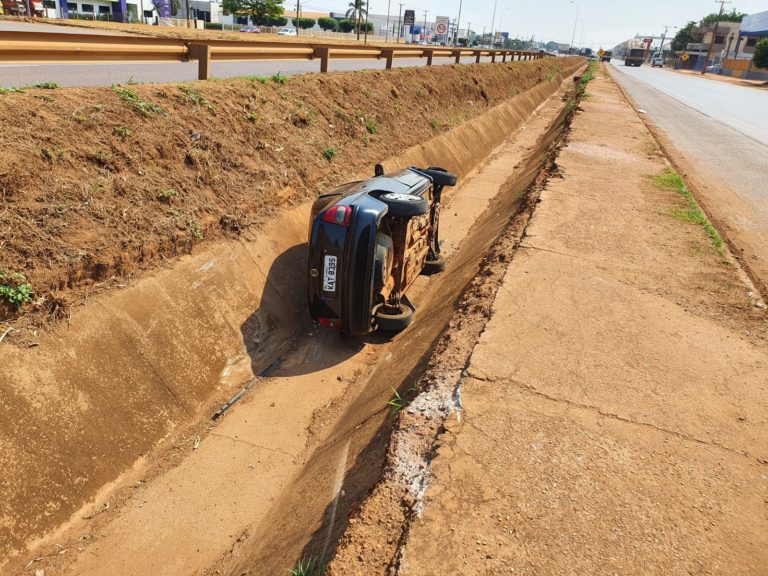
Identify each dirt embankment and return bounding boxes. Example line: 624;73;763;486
0;58;576;331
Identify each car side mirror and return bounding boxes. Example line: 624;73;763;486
374;163;384;177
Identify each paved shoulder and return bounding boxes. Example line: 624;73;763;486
400;69;768;575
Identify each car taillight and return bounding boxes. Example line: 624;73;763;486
322;205;352;227
318;318;343;329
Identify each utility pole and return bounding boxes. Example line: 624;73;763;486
185;0;191;27
657;24;674;60
466;21;471;46
702;0;730;74
295;0;300;35
423;10;429;42
489;0;497;48
364;0;370;44
385;0;391;42
396;2;404;43
455;0;463;46
569;0;579;53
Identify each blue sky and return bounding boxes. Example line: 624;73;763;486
298;0;767;48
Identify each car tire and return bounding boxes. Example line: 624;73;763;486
422;256;446;275
375;304;414;332
379;192;429;217
423;167;458;187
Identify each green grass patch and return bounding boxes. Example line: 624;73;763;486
0;271;33;310
364;118;378;135
271;72;288;84
653;168;723;250
244;75;269;84
0;86;26;95
112;86;164;117
288;557;325;576
33;81;60;90
179;85;212;109
322;147;336;161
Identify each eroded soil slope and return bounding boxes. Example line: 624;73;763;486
0;58;577;327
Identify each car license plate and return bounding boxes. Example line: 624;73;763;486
323;255;338;292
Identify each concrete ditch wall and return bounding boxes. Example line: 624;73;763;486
0;58;583;564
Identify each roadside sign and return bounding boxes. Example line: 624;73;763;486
681;52;689;61
403;9;415;27
598;48;605;57
435;15;449;36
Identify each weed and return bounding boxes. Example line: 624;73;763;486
428;117;441;130
246;112;258;122
33;81;59;89
0;86;25;95
42;147;67;161
112;86;164;117
322;147;336;161
245;75;269;84
0;271;33;310
188;219;203;240
113;126;132;140
364;118;378;135
179;86;212;109
158;188;178;202
362;89;372;98
271;72;288;84
126;76;141;85
35;94;55;102
653;168;723;250
288;557;325;576
387;387;414;418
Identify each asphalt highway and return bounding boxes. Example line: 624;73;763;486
610;61;768;146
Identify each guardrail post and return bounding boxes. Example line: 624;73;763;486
313;46;330;73
425;49;434;66
382;48;394;70
452;49;461;64
490;50;496;63
502;51;507;63
475;50;481;64
188;43;211;80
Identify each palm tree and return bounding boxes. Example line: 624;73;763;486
346;0;367;40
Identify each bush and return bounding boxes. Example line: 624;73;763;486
204;22;223;30
338;19;355;33
292;17;315;29
753;39;768;69
262;15;287;27
318;16;338;31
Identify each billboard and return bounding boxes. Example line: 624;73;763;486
403;9;415;27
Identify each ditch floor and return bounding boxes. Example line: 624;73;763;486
327;66;768;575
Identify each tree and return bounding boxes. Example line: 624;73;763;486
318;16;338;31
545;41;559;52
263;15;287;26
457;37;468;47
338;19;356;33
700;9;746;25
292;17;315;29
754;39;768;69
671;21;700;52
220;0;284;26
345;0;367;40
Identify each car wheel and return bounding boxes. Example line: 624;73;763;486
422;255;446;275
423;167;458;187
375;303;414;332
379;192;429;217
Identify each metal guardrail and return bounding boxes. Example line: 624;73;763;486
0;31;545;79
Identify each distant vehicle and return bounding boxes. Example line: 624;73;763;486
278;28;297;36
600;50;613;62
239;25;261;33
308;164;457;336
651;56;664;68
624;48;645;67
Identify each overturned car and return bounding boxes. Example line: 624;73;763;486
307;164;457;336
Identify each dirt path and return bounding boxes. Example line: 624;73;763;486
7;75;580;576
352;69;768;574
